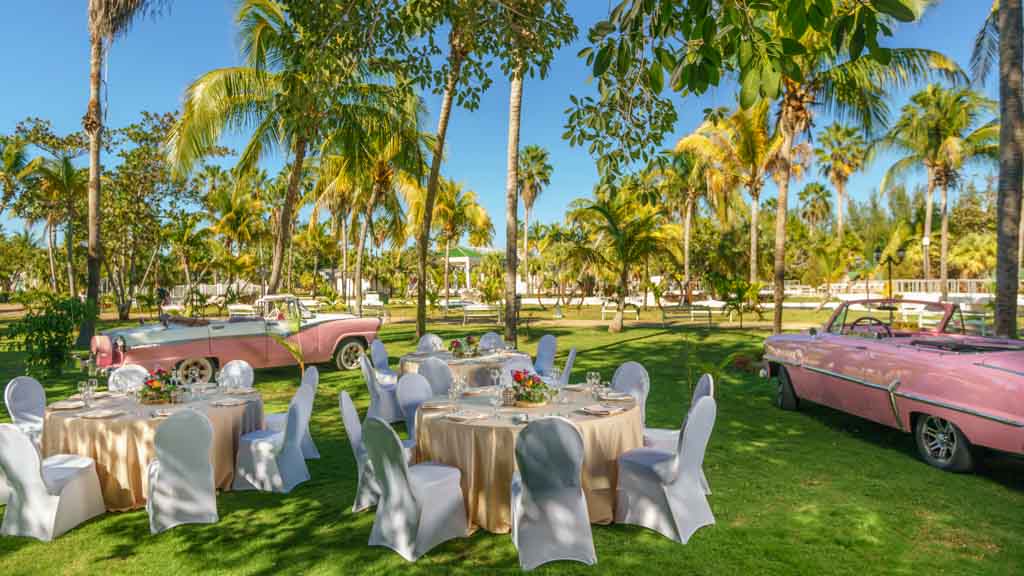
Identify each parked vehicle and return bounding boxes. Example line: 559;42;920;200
91;295;381;384
764;299;1024;472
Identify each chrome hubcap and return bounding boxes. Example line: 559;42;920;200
922;416;957;463
179;359;211;385
341;344;361;369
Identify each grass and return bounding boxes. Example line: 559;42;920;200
1;320;1022;575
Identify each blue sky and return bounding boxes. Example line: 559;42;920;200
0;1;994;248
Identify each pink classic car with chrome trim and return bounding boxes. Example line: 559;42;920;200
764;299;1024;472
91;295;381;384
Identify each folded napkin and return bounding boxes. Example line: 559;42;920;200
212;398;248;407
446;410;488;423
582;404;625;416
563;384;589;391
461;386;494;396
50;400;85;411
421;401;455;411
151;408;175;418
80;408;124;419
223;387;257;395
599;391;634;402
70;391;112;400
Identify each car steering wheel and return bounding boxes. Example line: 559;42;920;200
849;316;893;338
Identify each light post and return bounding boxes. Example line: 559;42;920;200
874;247;906;325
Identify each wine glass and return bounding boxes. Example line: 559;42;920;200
488;391;501;417
550;366;561;387
489;367;501;389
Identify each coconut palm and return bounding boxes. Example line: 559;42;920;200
971;0;1024;337
517;144;552;295
880;85;997;299
815;123;866;245
678;101;775;284
165;212;210;297
80;0;168;342
21;155;88;294
207;173;265;289
799;182;832;234
758;7;961;332
646;150;705;301
432;178;493;301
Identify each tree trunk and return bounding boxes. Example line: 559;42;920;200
772;131;795;334
939;184;950;301
287;234;294;293
749;190;759;284
923;174;935;281
341;210;350;306
504;69;523;346
268;137;307;294
355;211;369;316
836;179;846;246
65;219;76;296
77;35;103;347
611;265;628;333
416;50;463;338
47;220;58;292
523;206;530;296
996;0;1023;338
181;254;192;298
444;238;451;307
684;195;693;303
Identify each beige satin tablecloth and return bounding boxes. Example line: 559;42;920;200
415;389;643;533
43;392;265;511
399;349;533;388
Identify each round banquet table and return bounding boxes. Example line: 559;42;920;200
42;391;265;511
399;349;534;388
414;388;643;534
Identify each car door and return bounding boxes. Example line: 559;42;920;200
265;300;318;366
210;318;268;367
844;338;903;427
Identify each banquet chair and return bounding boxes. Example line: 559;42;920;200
417;357;453;397
479;332;505;350
615;396;717;544
108;364;149;393
265;366;321;459
396;374;433;442
644;373;714;494
147;410;218;534
360;354;403;423
339;391;381;512
0;424;105;541
370;340;399;386
219;360;254;389
0;472;8;506
511;417;596;570
557;348;577;388
533;335;557;377
416;333;445;353
4;376;45;447
233;397;311;493
363;417;467;562
612;361;651;426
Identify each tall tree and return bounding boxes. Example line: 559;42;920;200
646;150;705;302
517;144;552;295
21;155;88;294
432;178;494;300
815;123;867;245
799;182;832;234
80;0;169;343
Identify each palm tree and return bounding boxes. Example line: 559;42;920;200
80;0;168;344
646;150;705;302
759;8;961;332
207;172;265;289
0;137;29;216
678;101;775;284
815;123;866;245
972;0;1024;338
799;182;832;234
22;155;88;295
166;212;209;297
517;144;552;295
432;178;494;301
880;85;997;299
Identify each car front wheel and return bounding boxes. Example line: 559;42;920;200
775;366;799;411
178;357;215;386
914;414;974;472
334;338;365;371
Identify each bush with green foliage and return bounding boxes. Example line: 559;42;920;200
5;295;93;376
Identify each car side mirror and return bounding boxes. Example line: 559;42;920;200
808;327;818;337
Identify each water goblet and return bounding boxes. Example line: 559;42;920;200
489;367;501;389
488;392;501;417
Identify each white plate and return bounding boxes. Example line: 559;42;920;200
50;400;86;411
446;411;488;423
599;391;633;402
80;409;124;419
223;388;257;395
582;404;623;416
151;408;175;418
421;401;455;411
211;399;248;407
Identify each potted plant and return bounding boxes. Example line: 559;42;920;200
138;368;179;405
511;369;553;408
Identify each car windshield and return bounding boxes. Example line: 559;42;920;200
828;302;948;337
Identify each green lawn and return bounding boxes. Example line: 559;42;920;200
1;321;1022;575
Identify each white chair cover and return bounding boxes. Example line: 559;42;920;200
396;374;433;441
0;471;8;506
644;374;714;494
339;391;380;512
511;417;596;570
613;361;651;426
108;364;149;392
615;396;717;543
146;410;218;534
0;424;105;541
219;360;254;388
264;366;321;459
5;376;45;445
479;332;505;350
416;333;445;353
232;398;311;493
360;354;403;423
302;365;320;390
363;417;467;561
557;348;577;388
371;339;399;386
417;357;453;397
533;334;557;377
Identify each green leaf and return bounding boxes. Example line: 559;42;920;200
781;37;806;55
577;46;593;60
593;44;613;76
761;63;781;99
648;61;664;94
872;0;916;22
739;66;761;109
849;25;866;59
617;40;632;77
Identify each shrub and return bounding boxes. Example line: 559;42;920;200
5;295;94;376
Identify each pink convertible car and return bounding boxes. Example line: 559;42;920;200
764;299;1024;472
91;295;382;385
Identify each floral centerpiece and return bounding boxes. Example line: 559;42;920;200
449;335;479;358
138;368;179;405
511;368;553;408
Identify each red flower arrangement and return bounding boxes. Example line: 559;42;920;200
511;369;552;405
449;336;480;358
138;368;179;404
